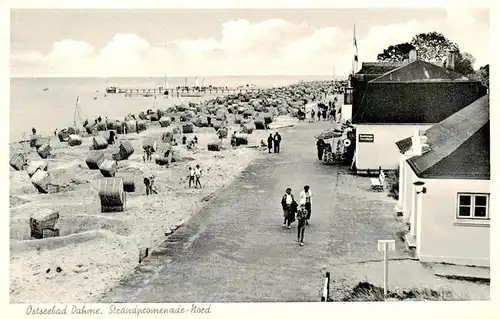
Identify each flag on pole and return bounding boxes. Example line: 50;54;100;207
353;24;359;63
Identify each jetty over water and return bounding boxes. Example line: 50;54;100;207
106;85;260;97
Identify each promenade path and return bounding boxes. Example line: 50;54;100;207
100;119;407;302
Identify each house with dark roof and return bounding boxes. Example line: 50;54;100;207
395;94;489;267
351;50;487;172
342;61;403;123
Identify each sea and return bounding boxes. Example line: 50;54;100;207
10;75;341;143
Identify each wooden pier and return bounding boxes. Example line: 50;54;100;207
106;86;260;97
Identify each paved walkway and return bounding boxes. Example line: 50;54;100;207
100;120;407;302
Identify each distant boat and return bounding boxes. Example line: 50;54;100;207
42;88;49;91
93;96;98;100
106;87;117;94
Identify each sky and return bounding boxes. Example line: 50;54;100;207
10;8;490;77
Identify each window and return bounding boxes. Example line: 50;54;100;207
457;193;489;219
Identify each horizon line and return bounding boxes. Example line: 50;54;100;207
10;74;349;79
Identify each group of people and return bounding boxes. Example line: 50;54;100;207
266;132;283;153
143;146;154;162
310;100;338;123
143;163;202;195
280;186;313;246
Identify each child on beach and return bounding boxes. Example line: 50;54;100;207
194;165;202;188
188;167;195;188
150;175;158;194
144;177;150;195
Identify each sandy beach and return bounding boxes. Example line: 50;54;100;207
9;80;339;303
10;125;271;303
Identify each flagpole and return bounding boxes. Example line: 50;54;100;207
353;23;358;74
73;96;79;126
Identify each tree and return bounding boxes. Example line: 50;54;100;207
410;32;459;62
477;64;489;88
454;51;475;75
376;32;476;76
376;43;416;62
461;52;476;66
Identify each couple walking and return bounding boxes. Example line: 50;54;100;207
267;132;282;153
188;165;202;188
280;186;313;246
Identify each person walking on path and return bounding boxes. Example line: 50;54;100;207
310;109;316;122
322;108;327;121
316;139;325;161
317;108;321;122
296;201;308;246
281;188;297;229
273;132;282;153
300;185;313;225
194;165;202;188
188;167;195;188
267;134;273;153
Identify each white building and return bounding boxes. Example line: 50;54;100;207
395;95;490;267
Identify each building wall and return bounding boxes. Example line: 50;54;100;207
399;159;418;220
418;178;490;267
341;104;352;123
355;124;432;170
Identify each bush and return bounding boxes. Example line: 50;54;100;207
337;282;456;302
385;168;399;200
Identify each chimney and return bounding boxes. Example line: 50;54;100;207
411;128;422;156
446;50;456;70
410;128;430;156
409;50;418;63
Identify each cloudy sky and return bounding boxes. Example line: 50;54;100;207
10;8;489;77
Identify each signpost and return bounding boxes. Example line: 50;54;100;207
377;239;396;298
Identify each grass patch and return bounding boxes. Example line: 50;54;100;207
385;169;399;200
334;281;457;301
